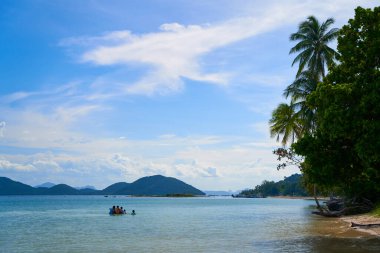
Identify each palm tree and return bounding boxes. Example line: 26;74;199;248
271;16;339;210
290;16;339;79
269;103;303;145
283;70;319;135
270;102;322;209
271;16;339;145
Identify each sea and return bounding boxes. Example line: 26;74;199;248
0;196;379;253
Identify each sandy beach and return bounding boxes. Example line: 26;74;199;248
341;214;380;237
269;196;329;201
270;196;380;238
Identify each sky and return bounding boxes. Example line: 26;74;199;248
0;0;378;191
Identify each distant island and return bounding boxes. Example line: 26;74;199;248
204;190;237;196
0;175;205;196
233;174;308;198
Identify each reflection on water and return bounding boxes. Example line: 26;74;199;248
310;237;380;253
254;237;380;253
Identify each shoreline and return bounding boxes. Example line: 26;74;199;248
269;195;329;201
340;213;380;237
306;212;380;239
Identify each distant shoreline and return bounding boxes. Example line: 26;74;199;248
268;196;329;201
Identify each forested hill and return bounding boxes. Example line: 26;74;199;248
236;174;308;198
0;175;205;196
103;175;205;196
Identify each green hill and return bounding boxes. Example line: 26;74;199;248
0;175;205;196
103;175;205;196
235;174;308;198
44;184;82;195
0;177;42;195
102;182;130;195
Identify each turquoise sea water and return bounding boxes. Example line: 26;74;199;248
0;196;379;252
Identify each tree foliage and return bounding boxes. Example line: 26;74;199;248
273;147;303;171
283;70;319;135
290;16;340;78
269;103;303;145
238;174;308;197
293;6;380;202
269;16;338;146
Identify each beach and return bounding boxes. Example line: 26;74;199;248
341;214;380;237
270;196;380;238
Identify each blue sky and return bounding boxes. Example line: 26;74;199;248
0;0;377;190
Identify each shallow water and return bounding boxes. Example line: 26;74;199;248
0;196;379;252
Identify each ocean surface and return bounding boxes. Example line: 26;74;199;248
0;196;379;253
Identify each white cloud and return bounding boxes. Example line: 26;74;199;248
76;6;302;95
0;159;36;171
0;82;82;105
68;0;376;97
83;24;235;95
32;159;62;173
59;30;133;47
0;127;290;189
1;92;35;104
54;104;102;123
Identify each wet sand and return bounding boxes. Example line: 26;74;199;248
303;207;380;239
341;214;380;237
311;215;380;239
271;196;380;238
269;196;380;238
308;215;369;238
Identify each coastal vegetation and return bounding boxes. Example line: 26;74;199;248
165;194;196;197
269;6;380;216
235;174;308;198
372;204;380;217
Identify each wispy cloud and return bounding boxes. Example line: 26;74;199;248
0;159;36;171
0;126;285;189
61;0;374;97
54;105;103;123
69;5;304;96
1;92;36;104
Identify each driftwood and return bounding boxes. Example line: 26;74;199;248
311;198;380;228
312;197;374;217
351;222;380;228
312;209;345;217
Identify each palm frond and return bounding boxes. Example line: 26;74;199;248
322;28;340;42
289;40;312;54
320;18;335;34
289;16;339;80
